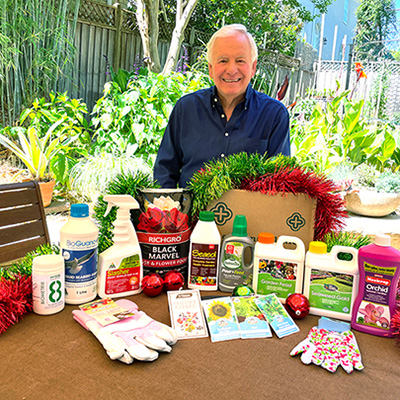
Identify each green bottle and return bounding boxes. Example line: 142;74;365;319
218;215;255;292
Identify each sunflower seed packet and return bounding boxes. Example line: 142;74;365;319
202;297;241;342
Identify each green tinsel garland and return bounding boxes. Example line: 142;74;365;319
188;153;306;216
0;243;60;280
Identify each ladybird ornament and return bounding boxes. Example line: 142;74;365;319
141;273;164;297
284;293;310;319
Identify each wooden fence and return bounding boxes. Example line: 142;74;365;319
59;0;316;112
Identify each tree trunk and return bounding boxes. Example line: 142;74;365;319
162;0;199;75
136;0;162;73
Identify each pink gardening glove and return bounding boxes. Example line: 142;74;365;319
73;300;177;364
112;299;177;352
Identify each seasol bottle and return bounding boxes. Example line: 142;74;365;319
351;234;400;337
60;203;99;304
188;211;221;290
219;215;255;292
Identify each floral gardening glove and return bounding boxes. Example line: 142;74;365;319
291;328;364;373
320;332;342;373
290;327;330;365
338;331;364;374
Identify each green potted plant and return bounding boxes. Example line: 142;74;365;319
0;92;91;206
0;125;60;206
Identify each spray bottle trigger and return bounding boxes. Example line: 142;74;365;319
104;202;115;217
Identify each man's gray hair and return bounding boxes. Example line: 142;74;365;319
206;24;258;64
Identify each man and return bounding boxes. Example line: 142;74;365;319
154;24;290;188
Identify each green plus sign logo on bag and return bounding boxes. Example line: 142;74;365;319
209;202;233;225
286;212;306;231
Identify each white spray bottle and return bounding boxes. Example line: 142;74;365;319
98;195;143;298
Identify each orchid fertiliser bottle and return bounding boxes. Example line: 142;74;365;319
351;234;400;337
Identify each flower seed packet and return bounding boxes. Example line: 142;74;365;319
254;294;299;338
201;297;241;342
79;298;129;327
167;290;208;339
232;296;272;339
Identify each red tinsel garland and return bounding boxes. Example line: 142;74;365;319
0;275;33;334
240;166;347;241
391;309;400;344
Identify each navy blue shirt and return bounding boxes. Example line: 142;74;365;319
154;84;290;188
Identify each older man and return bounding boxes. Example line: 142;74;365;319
154;24;290;188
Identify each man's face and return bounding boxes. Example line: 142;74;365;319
208;33;257;103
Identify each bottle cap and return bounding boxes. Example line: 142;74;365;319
309;241;327;254
232;215;248;237
32;254;65;273
199;211;215;222
71;203;89;218
375;233;391;247
258;232;275;244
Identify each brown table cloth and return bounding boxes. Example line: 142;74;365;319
1;291;400;400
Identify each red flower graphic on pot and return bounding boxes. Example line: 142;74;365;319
138;207;165;233
137;196;190;233
164;208;189;232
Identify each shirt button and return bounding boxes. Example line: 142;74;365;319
214;98;218;102
221;114;225;118
221;154;225;158
225;132;229;137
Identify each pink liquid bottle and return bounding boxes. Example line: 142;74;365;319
351;234;400;337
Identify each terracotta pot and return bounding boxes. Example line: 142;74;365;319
39;180;56;207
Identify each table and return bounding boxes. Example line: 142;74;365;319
1;291;400;400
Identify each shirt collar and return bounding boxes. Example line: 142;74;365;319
211;83;253;108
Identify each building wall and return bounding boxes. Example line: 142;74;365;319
299;0;358;61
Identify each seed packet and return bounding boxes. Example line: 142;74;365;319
167;290;208;339
202;297;241;342
232;296;272;339
79;298;130;327
254;294;299;338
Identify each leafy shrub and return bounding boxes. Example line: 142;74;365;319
375;171;400;193
353;163;379;188
70;149;152;203
0;92;90;186
91;68;212;166
290;92;400;174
